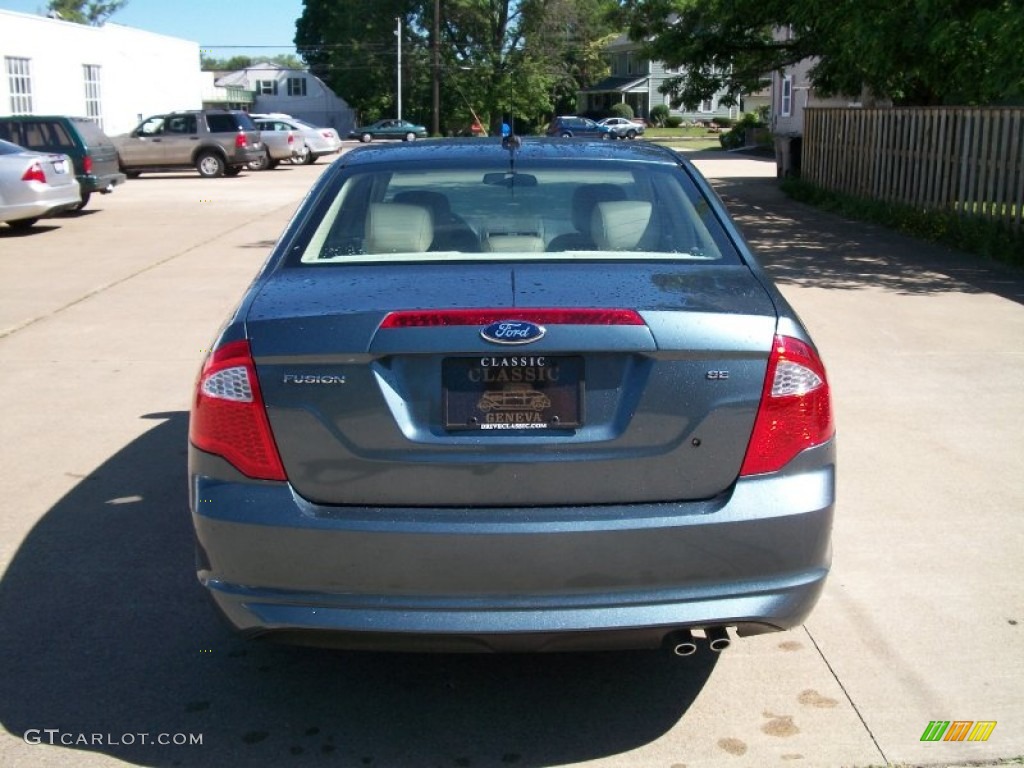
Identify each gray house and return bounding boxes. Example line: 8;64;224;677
215;63;355;135
578;34;768;123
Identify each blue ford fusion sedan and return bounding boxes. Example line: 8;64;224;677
189;138;835;655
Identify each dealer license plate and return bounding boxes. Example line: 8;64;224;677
443;356;583;431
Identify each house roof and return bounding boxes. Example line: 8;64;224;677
580;75;649;94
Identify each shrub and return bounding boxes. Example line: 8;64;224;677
711;116;734;129
650;104;670;127
665;115;684;128
610;102;634;119
780;178;1024;268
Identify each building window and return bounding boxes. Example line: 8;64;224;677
5;57;33;114
83;64;102;127
699;98;714;113
287;77;307;97
257;80;278;95
781;75;793;117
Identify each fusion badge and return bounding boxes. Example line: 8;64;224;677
480;320;546;345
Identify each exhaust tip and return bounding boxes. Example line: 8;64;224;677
706;626;731;652
665;630;698;657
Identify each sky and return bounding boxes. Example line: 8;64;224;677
1;0;306;57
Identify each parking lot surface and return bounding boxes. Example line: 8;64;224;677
1;152;1021;768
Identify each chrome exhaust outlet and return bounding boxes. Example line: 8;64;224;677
706;626;731;652
665;630;698;657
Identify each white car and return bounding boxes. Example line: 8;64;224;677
0;139;80;229
597;117;646;140
251;114;343;165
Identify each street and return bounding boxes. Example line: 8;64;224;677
0;151;1021;768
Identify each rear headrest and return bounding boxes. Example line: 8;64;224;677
392;190;453;223
571;184;627;233
365;203;433;253
591;201;653;250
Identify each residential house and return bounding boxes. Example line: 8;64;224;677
215;63;355;136
0;8;202;135
578;34;768;123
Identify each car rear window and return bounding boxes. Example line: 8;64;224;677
294;161;740;265
207;113;255;132
72;118;113;146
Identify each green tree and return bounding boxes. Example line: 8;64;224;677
46;0;127;25
294;0;619;133
620;0;1024;107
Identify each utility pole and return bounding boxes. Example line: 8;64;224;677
432;0;440;136
395;17;402;121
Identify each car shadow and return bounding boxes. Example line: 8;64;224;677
0;411;717;767
0;222;63;237
710;174;1024;306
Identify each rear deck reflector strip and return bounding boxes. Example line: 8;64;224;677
380;309;645;328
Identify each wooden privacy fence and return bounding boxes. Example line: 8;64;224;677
803;107;1024;231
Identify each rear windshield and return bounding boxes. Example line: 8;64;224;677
72;118;113;146
295;161;740;265
207;113;255;132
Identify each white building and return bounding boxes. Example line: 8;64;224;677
1;9;203;136
215;63;355;135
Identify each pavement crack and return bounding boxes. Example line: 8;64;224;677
803;624;889;765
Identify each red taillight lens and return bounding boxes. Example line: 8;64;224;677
380;308;645;328
21;162;46;183
235;132;247;149
83;155;93;174
189;340;286;481
287;132;294;145
740;335;834;476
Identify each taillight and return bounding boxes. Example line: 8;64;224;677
740;335;834;476
21;162;46;183
83;155;93;174
287;132;294;145
235;132;247;149
189;340;286;481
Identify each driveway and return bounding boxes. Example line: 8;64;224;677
0;154;1021;768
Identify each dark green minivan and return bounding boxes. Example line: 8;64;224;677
0;116;126;210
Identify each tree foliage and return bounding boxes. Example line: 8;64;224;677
46;0;127;25
200;54;304;72
620;0;1024;107
295;0;619;133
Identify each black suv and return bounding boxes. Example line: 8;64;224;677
0;115;127;209
112;110;266;178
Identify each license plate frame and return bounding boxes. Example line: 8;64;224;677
443;356;583;431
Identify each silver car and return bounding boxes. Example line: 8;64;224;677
251;114;342;165
189;138;835;655
0;139;80;229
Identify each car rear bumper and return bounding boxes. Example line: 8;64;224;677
190;441;834;651
80;171;127;194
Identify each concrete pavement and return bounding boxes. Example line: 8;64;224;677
0;151;1021;768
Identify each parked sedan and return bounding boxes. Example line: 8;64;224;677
0;139;81;229
598;116;646;140
252;114;342;164
190;138;835;655
349;119;427;142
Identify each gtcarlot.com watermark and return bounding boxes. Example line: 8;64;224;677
24;729;203;747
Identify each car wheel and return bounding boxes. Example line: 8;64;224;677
626;130;637;140
404;132;417;141
74;191;92;211
7;218;38;230
560;131;572;138
196;152;226;178
360;133;372;143
601;132;612;140
303;153;318;165
293;145;311;164
247;153;270;171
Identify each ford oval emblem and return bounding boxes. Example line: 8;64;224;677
480;320;546;345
